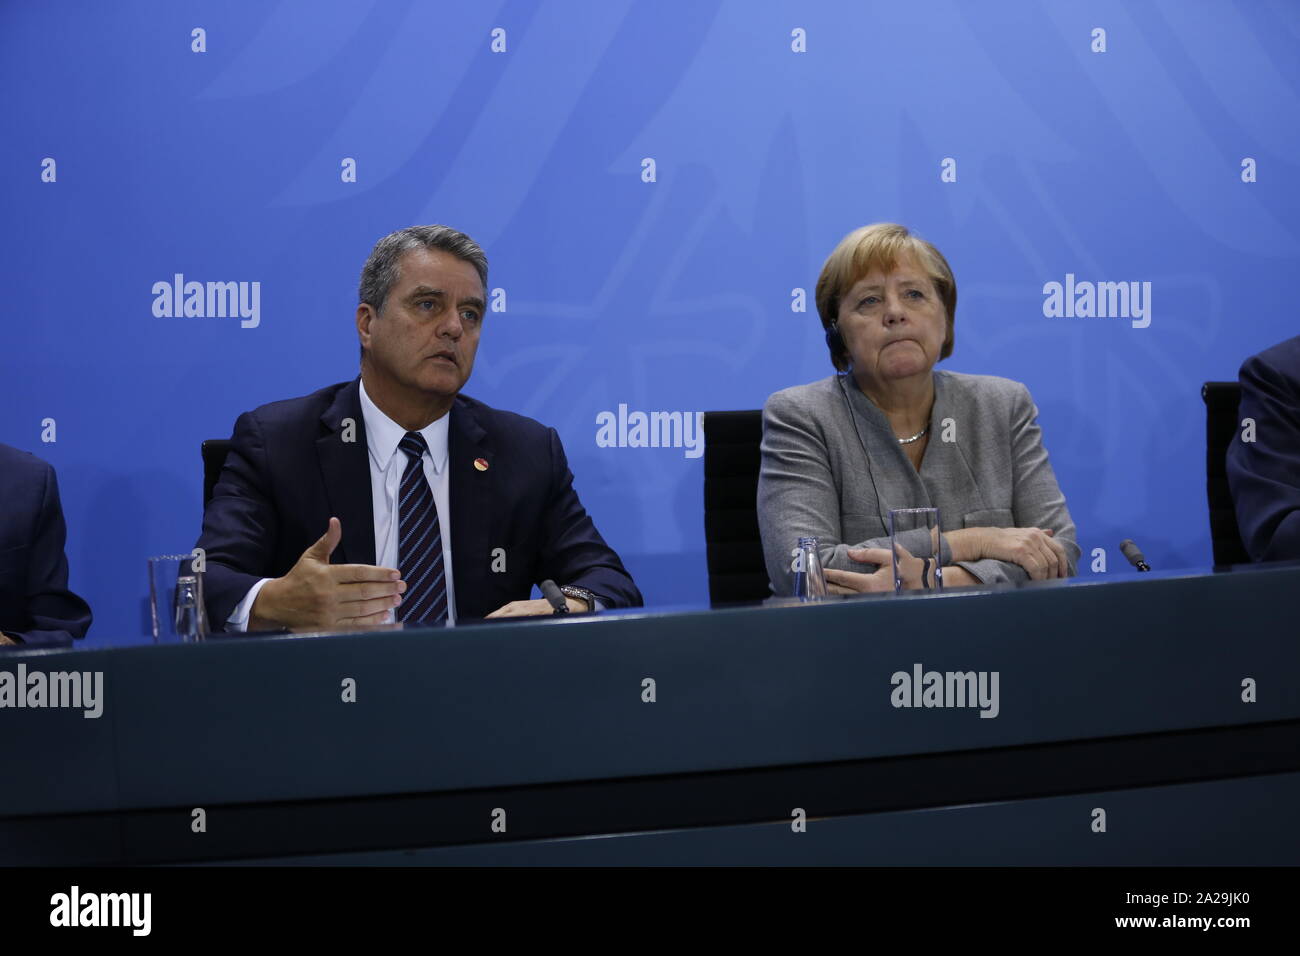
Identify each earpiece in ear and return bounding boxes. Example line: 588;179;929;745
825;322;845;361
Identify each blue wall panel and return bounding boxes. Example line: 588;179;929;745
2;1;1297;645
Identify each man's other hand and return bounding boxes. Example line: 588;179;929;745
486;597;588;618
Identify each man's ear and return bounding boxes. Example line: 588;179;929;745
356;303;375;351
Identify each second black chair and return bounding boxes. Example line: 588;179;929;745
702;410;770;605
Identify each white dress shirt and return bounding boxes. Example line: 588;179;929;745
226;379;457;630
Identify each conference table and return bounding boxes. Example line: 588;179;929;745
3;563;1298;866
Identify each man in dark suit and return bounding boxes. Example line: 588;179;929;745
0;444;93;647
1227;334;1300;563
196;225;640;632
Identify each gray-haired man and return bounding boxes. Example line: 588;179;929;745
195;225;642;633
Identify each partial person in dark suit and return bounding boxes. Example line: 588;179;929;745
0;444;92;647
1226;334;1300;562
195;225;641;633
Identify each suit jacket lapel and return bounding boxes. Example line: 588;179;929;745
316;378;376;566
921;371;986;515
448;397;493;611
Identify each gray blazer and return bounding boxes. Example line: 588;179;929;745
757;371;1079;595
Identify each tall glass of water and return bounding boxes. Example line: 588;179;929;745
887;508;944;594
149;554;209;643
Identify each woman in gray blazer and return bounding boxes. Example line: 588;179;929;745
758;223;1079;596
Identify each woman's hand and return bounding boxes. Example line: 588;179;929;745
823;545;928;594
977;527;1069;580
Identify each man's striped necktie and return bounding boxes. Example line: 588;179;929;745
396;431;448;626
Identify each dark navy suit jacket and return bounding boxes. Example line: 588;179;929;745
195;378;642;627
1227;335;1300;562
0;443;93;647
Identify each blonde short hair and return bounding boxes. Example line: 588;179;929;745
814;223;957;372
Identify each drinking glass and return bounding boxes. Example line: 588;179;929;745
149;554;209;642
887;508;944;594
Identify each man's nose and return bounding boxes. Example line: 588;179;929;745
438;309;463;339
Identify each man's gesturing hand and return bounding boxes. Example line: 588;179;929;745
249;518;406;632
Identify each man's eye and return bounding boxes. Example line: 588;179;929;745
418;300;436;310
461;310;481;323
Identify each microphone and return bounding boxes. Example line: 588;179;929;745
1120;539;1151;572
539;579;569;614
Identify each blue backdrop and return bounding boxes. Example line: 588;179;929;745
3;0;1298;646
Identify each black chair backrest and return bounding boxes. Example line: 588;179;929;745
702;410;770;605
1201;382;1250;566
201;439;232;508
